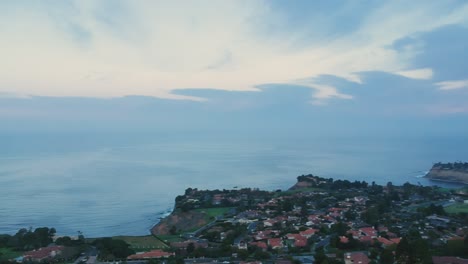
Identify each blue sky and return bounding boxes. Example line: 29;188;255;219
0;0;467;136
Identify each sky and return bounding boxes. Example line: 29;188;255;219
1;0;468;136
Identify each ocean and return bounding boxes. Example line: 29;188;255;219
0;132;466;237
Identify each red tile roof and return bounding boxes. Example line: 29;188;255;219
359;236;373;244
24;246;64;261
340;236;349;243
359;227;377;237
376;237;394;246
328;207;346;212
127;250;175;260
294;238;307;247
268;238;283;249
250;241;268;250
300;228;317;237
286;233;303;240
348;230;360;238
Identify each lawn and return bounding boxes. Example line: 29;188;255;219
444;203;468;214
194;207;234;220
0;248;23;261
112;235;169;250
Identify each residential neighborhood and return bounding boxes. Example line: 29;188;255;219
1;175;467;263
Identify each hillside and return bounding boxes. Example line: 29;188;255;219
151;210;208;235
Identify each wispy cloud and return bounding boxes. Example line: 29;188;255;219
395;68;433;80
436;80;468;90
0;1;467;104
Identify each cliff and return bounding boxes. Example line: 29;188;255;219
151;210;208;235
425;162;468;184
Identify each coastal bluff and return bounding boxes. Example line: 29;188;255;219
151;210;208;235
425;162;468;184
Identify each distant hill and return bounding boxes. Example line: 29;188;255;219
425;162;468;184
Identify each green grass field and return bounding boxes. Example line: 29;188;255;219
112;235;169;250
194;207;234;220
444;203;468;214
0;248;23;261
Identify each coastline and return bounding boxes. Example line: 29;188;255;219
425;177;468;185
424;163;468;185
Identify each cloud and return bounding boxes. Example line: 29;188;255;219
309;84;353;100
435;80;468;90
0;0;467;104
395;68;433;80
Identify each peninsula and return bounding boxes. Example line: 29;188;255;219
425;162;468;184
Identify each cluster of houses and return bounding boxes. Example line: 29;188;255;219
9;179;468;263
164;181;468;264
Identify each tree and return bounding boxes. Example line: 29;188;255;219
396;235;430;264
395;237;410;263
33;227;55;247
362;206;379;225
93;238;135;260
186;243;195;255
314;247;327;264
330;222;349;236
380;248;394;264
55;236;73;246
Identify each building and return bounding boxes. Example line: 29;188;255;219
23;246;65;262
127;249;175;260
344;252;370;264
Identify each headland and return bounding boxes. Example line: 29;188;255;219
425;162;468;184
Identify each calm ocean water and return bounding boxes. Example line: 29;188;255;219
0;133;467;237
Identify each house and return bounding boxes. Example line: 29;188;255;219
294;238;308;248
285;233;303;241
359;227;377;237
300;228;317;238
348;230;361;239
340;236;349;243
254;230;275;241
127;250;175;260
23;246;64;262
264;219;278;227
359;236;373;245
234;238;248;250
344;252;370;264
268;238;283;249
376;237;394;247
